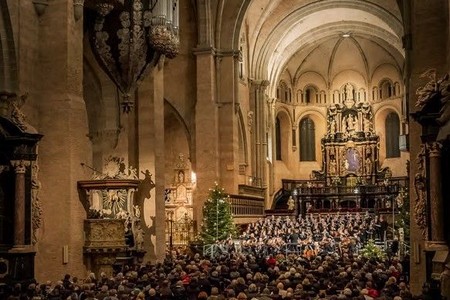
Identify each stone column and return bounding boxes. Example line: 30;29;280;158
193;48;219;227
136;62;165;262
249;80;269;187
428;142;444;242
34;0;91;281
11;160;29;247
216;52;240;192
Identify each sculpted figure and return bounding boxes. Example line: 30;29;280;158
345;83;354;100
287;196;295;210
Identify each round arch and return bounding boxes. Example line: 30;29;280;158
374;106;401;162
275;108;292;162
164;100;192;180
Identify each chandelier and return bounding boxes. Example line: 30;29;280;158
85;0;180;112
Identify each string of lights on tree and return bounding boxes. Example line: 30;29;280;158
199;183;237;244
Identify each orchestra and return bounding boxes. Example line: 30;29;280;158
234;212;387;260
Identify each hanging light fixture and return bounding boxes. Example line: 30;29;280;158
85;0;180;113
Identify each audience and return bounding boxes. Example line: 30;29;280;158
4;213;416;300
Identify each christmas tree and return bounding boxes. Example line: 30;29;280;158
199;183;238;244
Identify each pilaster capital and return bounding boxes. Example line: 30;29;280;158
267;98;277;109
11;160;30;174
192;47;240;58
248;79;270;90
429;141;442;158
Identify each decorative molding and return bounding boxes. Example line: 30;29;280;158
0;92;37;134
31;162;43;245
414;144;428;239
192;47;240;58
423;241;448;252
83;219;126;248
248;79;270;88
415;70;449;108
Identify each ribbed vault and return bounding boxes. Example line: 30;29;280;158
237;0;404;93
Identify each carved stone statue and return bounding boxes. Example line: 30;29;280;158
133;205;141;218
365;157;373;175
414;173;428;238
329;158;337;175
134;222;144;251
287;196;295;210
345;83;354;100
177;170;185;183
363;116;372;133
330;118;337;134
346;114;357;132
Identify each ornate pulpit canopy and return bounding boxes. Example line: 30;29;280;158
84;0;180;112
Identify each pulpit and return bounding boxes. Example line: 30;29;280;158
78;157;143;277
0;93;43;285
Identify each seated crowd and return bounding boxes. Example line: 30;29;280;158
5;213;420;300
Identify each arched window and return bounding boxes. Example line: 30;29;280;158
394;82;401;96
380;79;393;100
238;35;246;79
304;86;317;104
300;118;315;161
305;89;311;104
296;89;303;103
386;112;400;158
239;46;244;79
275;117;282;160
277;81;288;103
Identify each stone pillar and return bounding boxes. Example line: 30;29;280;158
136;63;165;262
11;160;29;247
34;0;91;281
249;80;269;187
193;48;219;227
429;142;444;242
217;52;240;191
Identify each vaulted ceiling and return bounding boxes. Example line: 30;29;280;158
241;0;405;90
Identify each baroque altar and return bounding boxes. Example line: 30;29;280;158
315;99;381;185
164;154;195;247
282;85;406;215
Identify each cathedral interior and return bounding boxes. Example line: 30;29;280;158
0;0;450;297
